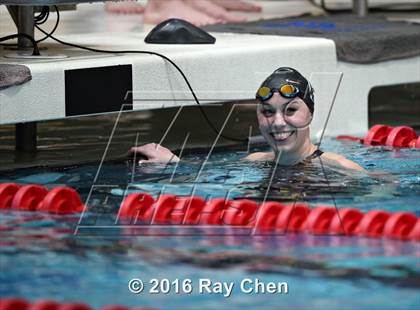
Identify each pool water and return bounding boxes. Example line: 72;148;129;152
1;138;419;309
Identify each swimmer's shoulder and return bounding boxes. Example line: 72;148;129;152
243;151;274;161
320;152;365;172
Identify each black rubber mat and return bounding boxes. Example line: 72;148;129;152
205;14;420;63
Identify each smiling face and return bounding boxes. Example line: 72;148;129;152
257;92;312;154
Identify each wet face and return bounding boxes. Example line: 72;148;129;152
257;93;312;153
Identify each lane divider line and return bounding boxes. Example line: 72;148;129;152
337;125;420;148
1;183;418;242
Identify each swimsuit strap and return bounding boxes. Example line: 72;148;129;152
306;149;324;161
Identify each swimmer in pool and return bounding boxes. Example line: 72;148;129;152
130;67;365;172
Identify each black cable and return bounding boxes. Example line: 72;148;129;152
34;6;50;25
35;6;247;143
35;6;59;44
1;6;59;47
0;33;40;56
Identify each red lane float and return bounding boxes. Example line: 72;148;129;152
364;124;393;146
0;183;21;209
408;219;420;242
336;124;420;148
385;126;417;147
118;192;419;241
357;210;391;238
57;304;91;310
199;198;229;225
38;187;84;214
119;192;155;222
329;208;364;235
180;196;206;224
276;204;309;232
1;183;419;242
0;298;29;310
0;183;84;214
152;195;178;224
305;206;336;234
222;199;258;226
102;307;129;310
0;298;155;310
255;202;285;230
383;212;418;240
28;300;61;310
11;185;49;211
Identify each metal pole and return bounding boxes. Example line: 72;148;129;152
7;6;38;151
17;5;34;48
15;122;37;152
6;6;19;27
353;0;368;17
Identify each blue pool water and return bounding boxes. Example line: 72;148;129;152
1;138;419;309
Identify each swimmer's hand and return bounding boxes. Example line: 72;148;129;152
129;143;180;164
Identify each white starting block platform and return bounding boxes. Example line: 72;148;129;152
1;30;419;139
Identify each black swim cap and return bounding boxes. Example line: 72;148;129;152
257;67;315;114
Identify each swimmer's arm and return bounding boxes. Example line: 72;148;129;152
243;152;274;161
321;152;366;172
322;153;398;189
130;145;273;164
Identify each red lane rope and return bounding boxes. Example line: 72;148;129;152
337;125;420;148
119;192;419;241
0;183;84;214
1;183;418;242
0;298;155;310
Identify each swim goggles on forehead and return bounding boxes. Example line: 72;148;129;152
256;83;300;101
